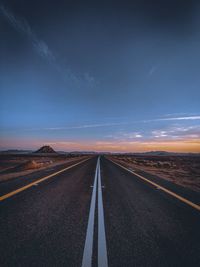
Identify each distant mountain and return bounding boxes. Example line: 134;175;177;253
0;149;32;154
143;151;172;156
112;151;200;156
34;146;56;154
69;151;98;154
142;151;200;156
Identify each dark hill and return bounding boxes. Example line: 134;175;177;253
34;145;56;154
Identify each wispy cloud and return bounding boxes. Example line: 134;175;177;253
0;4;91;85
156;116;200;121
42;122;128;131
104;132;143;141
142;115;200;123
7;114;199;133
152;130;168;138
151;125;200;140
83;72;96;86
0;5;55;63
161;113;198;118
148;64;159;77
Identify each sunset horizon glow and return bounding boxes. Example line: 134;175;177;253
1;137;200;153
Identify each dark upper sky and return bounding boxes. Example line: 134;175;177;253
0;0;200;152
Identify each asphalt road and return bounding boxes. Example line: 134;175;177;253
0;156;200;267
0;157;97;267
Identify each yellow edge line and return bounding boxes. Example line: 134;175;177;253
109;158;200;212
0;158;90;202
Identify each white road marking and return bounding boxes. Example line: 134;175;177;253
98;158;108;267
82;156;108;267
82;158;99;267
109;158;200;212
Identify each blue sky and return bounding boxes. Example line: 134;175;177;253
0;1;200;152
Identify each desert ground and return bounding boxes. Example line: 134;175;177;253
108;154;200;192
0;152;88;182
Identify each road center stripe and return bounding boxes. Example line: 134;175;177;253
82;156;108;267
82;157;99;267
98;158;108;267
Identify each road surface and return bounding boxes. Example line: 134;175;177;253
0;156;200;266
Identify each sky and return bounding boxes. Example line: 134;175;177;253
0;0;200;152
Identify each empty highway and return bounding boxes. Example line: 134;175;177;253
0;156;200;267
